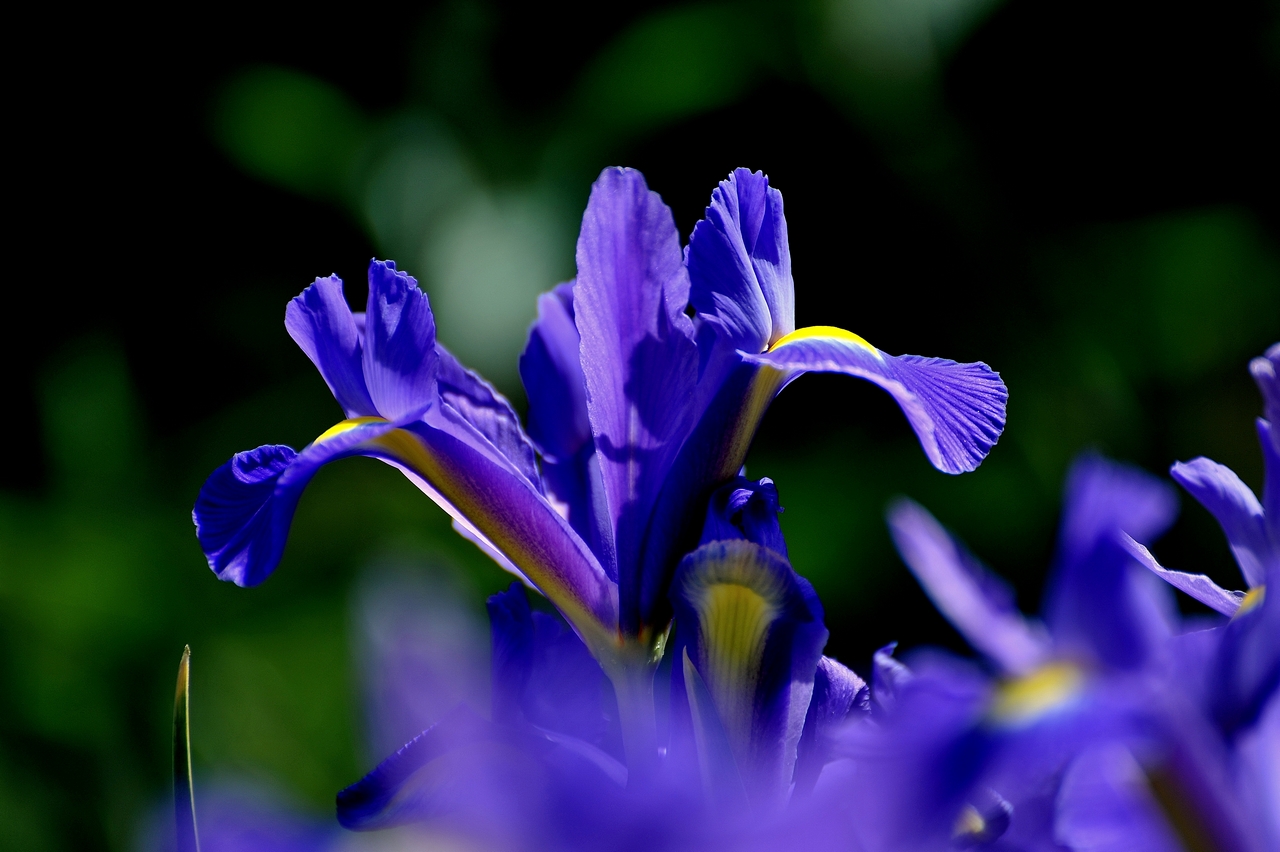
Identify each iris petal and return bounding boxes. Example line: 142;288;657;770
196;413;618;648
687;168;794;355
1171;456;1273;588
671;540;826;800
362;260;440;421
744;328;1007;475
888;498;1051;675
285;275;378;418
437;343;541;491
574;167;700;633
193;422;394;587
520;282;615;573
1121;534;1244;617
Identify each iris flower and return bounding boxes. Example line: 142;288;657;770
879;450;1275;851
194;166;1006;774
1122;345;1279;739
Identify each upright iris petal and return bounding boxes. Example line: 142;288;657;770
574;167;700;635
520;281;614;573
687;168;794;354
361;260;440;421
285;274;377;418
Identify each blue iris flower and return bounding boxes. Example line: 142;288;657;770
1123;345;1280;740
193;167;1005;769
872;446;1277;852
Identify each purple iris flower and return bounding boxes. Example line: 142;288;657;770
872;451;1275;852
858;455;1182;851
1123;344;1280;740
330;475;874;844
193;167;1006;768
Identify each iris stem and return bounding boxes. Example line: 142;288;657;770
606;659;659;785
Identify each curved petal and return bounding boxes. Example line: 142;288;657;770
1171;456;1272;588
744;328;1007;474
670;540;827;801
336;705;493;830
687;168;794;355
573;167;699;632
193;420;397;587
284;274;377;418
887;499;1051;675
195;414;618;646
1121;534;1244;617
362;260;439;421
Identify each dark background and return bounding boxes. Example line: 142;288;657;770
4;1;1277;849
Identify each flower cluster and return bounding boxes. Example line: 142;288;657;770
190;169;1276;852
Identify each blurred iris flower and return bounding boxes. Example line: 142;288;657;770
193;166;1006;781
875;430;1279;849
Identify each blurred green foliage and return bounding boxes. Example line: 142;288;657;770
2;1;1276;850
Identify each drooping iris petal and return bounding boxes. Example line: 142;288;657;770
284;275;377;418
699;477;788;558
887;498;1051;675
1171;457;1273;588
687;168;794;354
573;167;699;632
196;413;618;647
1121;535;1245;616
193;423;396;587
362;260;440;421
670;540;827;800
520;282;614;573
793;656;867;794
744;330;1007;475
436;343;541;491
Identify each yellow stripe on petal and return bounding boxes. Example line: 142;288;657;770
696;582;779;748
989;661;1084;726
315;415;388;443
769;325;882;359
1235;584;1265;617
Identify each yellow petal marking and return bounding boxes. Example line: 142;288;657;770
768;325;882;359
989;661;1084;726
1235;584;1265;617
315;415;387;443
696;582;778;754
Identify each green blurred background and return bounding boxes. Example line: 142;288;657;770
4;1;1277;848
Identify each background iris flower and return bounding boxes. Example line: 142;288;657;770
193;167;1006;776
878;418;1279;851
